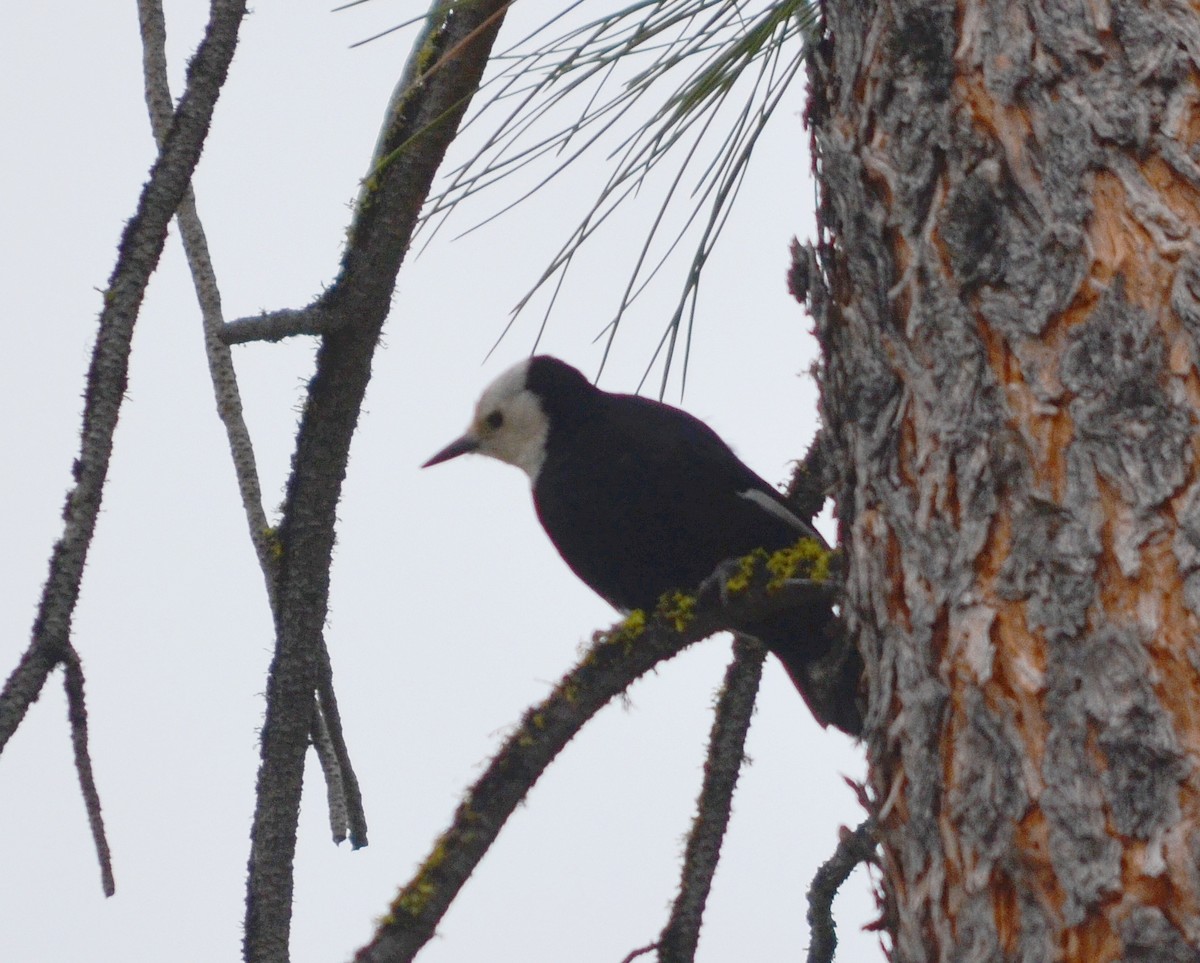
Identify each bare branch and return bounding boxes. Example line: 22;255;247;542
620;944;660;963
657;636;765;962
243;2;513;958
317;644;368;848
220;308;340;345
62;648;115;897
805;817;877;963
354;564;832;963
137;0;278;595
786;425;833;527
140;0;367;857
0;0;246;752
310;705;350;845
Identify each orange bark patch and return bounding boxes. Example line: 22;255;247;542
1088;171;1177;306
1063;921;1121;963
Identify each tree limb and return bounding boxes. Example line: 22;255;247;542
220;308;339;345
657;635;766;962
354;566;832;963
136;0;366;853
0;0;245;754
242;3;513;959
805;816;877;963
786;425;834;526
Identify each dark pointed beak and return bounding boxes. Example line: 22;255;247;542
422;434;479;468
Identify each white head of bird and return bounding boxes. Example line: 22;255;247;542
422;358;550;480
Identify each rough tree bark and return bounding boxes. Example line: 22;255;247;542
809;1;1200;959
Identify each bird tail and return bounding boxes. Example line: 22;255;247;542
739;610;864;736
771;637;864;736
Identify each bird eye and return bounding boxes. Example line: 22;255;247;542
485;410;504;430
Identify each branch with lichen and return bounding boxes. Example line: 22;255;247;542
354;549;834;963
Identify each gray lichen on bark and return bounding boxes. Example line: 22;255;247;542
948;689;1029;874
1120;906;1196;963
1061;284;1192;527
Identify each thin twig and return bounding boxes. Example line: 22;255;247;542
310;704;350;844
317;644;368;848
62;648;115;897
620;943;660;963
658;635;766;961
806;817;877;963
136;0;276;594
220;307;339;345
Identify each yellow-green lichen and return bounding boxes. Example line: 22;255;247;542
260;527;284;561
393;838;448;916
517;711;546;747
414;29;441;76
656;591;696;632
605;609;647;653
724;548;769;595
621;609;647;637
766;537;832;589
723;538;834;596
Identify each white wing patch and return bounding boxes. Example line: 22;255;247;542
737;488;809;532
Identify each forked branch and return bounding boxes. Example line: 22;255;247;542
242;2;514;958
136;0;365;848
0;0;247;896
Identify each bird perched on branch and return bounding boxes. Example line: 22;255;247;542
423;355;862;735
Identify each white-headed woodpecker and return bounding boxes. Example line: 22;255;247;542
424;356;862;734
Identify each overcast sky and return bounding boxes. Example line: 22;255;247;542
0;3;879;961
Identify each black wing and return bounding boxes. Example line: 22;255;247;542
533;392;820;612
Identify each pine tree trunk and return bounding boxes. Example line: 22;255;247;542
809;2;1200;959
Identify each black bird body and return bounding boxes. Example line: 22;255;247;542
425;356;860;734
529;362;809;611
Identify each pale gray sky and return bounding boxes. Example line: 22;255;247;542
0;3;877;961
